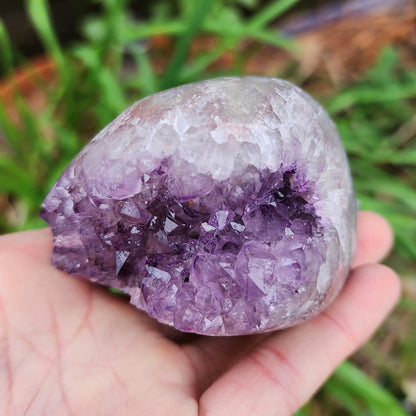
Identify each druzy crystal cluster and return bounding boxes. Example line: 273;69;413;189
41;77;356;335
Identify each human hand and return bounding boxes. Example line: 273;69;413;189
0;211;400;416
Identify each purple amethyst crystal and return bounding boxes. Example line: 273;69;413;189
41;77;356;335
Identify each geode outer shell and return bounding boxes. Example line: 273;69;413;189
41;76;356;336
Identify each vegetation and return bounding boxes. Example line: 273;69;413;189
0;0;415;414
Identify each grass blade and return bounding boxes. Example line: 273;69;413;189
325;379;368;415
0;156;37;200
121;21;185;42
0;19;13;75
0;98;20;152
328;361;408;416
162;0;214;89
248;0;301;30
125;43;159;96
327;82;416;114
247;28;296;50
25;0;69;84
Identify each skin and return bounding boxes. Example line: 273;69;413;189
0;211;400;416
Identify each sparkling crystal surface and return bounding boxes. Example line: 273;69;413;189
41;77;356;335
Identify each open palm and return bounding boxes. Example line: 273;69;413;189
0;211;400;416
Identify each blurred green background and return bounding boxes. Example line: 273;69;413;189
0;0;415;414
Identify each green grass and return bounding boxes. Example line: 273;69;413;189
0;0;415;414
327;47;416;263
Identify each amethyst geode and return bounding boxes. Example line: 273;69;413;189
41;77;356;335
